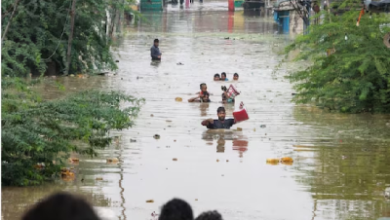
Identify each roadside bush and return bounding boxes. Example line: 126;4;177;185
1;78;143;186
284;4;390;113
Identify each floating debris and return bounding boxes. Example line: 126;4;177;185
175;97;183;102
96;177;103;181
226;160;229;162
146;200;154;203
280;157;294;165
106;158;119;163
115;60;119;63
61;168;75;181
150;114;154;117
172;158;178;161
266;158;279;165
260;125;266;128
177;62;184;65
216;159;219;162
153;134;160;139
130;139;137;143
237;127;243;131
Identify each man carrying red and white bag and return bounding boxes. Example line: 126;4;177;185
201;102;249;129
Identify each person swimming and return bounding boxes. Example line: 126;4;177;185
201;106;235;129
189;91;210;102
214;74;220;81
220;72;228;81
233;73;239;80
221;85;235;103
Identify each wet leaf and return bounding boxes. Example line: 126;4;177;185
175;97;183;102
146;200;154;203
172;158;178;161
96;177;103;181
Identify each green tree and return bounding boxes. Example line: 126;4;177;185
284;2;390;113
1;0;135;77
1;78;144;186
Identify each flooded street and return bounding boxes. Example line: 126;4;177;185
2;1;390;220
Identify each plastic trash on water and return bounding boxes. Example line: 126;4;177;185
226;84;240;99
233;102;249;123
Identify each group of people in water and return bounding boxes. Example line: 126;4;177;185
148;36;243;131
22;192;223;220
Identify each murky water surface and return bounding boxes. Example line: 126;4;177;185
2;1;390;220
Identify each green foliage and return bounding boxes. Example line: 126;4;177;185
1;78;144;186
283;2;390;113
1;0;135;77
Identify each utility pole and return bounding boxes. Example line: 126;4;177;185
65;0;77;75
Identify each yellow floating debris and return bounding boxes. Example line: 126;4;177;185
61;168;75;181
266;158;279;165
293;145;309;148
146;200;154;203
280;157;294;165
96;177;103;181
172;158;178;161
237;127;243;131
280;157;293;163
106;158;119;163
175;97;183;102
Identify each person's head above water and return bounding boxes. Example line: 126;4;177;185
214;74;220;81
22;192;101;220
154;39;159;47
233;73;239;80
195;211;223;220
201;91;210;102
217;106;226;121
158;198;193;220
200;83;207;92
220;72;227;81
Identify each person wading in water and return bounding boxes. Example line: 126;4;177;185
151;39;162;61
201;107;236;129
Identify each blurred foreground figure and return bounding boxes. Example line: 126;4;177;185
158;198;194;220
195;211;223;220
22;192;101;220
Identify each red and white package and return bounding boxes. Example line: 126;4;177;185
233;102;249;123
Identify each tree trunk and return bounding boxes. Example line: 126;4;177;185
65;0;77;75
1;0;21;43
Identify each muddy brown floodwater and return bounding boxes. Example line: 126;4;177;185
2;1;390;220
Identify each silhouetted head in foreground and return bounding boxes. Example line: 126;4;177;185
214;74;220;81
158;198;193;220
195;211;223;220
22;192;101;220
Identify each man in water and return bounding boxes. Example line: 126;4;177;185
233;73;239;80
220;72;228;81
214;73;220;81
188;91;210;102
151;39;162;61
201;107;235;129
